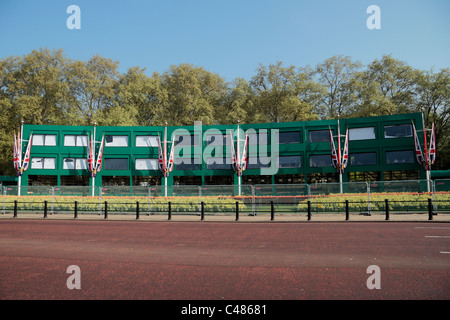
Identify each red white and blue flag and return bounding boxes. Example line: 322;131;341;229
13;129;32;176
229;131;237;172
329;127;339;169
229;131;249;176
428;123;436;166
21;133;32;173
341;128;349;173
412;123;424;165
95;135;104;175
158;130;175;178
240;134;249;175
13;132;20;172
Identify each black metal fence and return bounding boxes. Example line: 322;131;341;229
2;197;444;221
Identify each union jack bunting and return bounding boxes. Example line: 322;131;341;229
412;123;424;166
158;130;175;178
428;123;436;166
229;130;249;177
21;133;32;173
13;132;20;172
341;128;349;173
329;127;338;169
95;135;104;175
229;131;237;172
13;129;32;176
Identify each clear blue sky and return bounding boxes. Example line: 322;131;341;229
0;0;448;81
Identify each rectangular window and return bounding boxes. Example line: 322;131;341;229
136;136;159;147
104;158;128;170
248;132;268;145
32;134;57;146
384;124;412;139
278;155;302;168
175;158;200;170
385;150;415;164
174;135;199;147
63;158;87;170
105;135;129;147
135;159;158;170
247;156;271;169
64;135;87;147
206;134;228;146
278;131;302;144
349;127;376;141
206;158;231;170
309;154;331;167
31;157;56;169
309;130;331;143
349;153;377;166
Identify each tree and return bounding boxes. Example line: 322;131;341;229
415;68;450;170
66;55;119;125
156;64;227;126
352;55;419;117
107;67;164;126
315;55;362;119
216;77;257;124
250;62;320;123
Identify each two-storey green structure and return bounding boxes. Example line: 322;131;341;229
19;113;426;189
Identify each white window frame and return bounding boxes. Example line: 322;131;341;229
349;127;376;141
105;135;129;147
63;158;88;170
31;157;56;169
135;158;158;170
32;134;57;146
64;135;88;147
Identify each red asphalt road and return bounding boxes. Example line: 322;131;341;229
0;220;449;300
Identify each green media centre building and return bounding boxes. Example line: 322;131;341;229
19;113;427;189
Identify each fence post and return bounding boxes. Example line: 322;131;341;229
345;200;349;221
428;198;433;221
235;201;239;221
74;201;78;219
385;199;389;221
270;201;274;221
104;201;108;219
307;200;311;221
44;200;48;219
136;201;140;220
200;202;204;221
13;200;17;218
168;201;172;220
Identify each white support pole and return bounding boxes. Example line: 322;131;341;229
337;116;343;194
18;176;21;197
165;177;168;197
237;121;241;196
18;121;24;196
426;170;431;193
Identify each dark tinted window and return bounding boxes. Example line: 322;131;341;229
309;130;331;143
385;151;414;164
279;131;301;144
104;158;128;170
278;155;301;168
350;153;377;166
309;154;331;167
